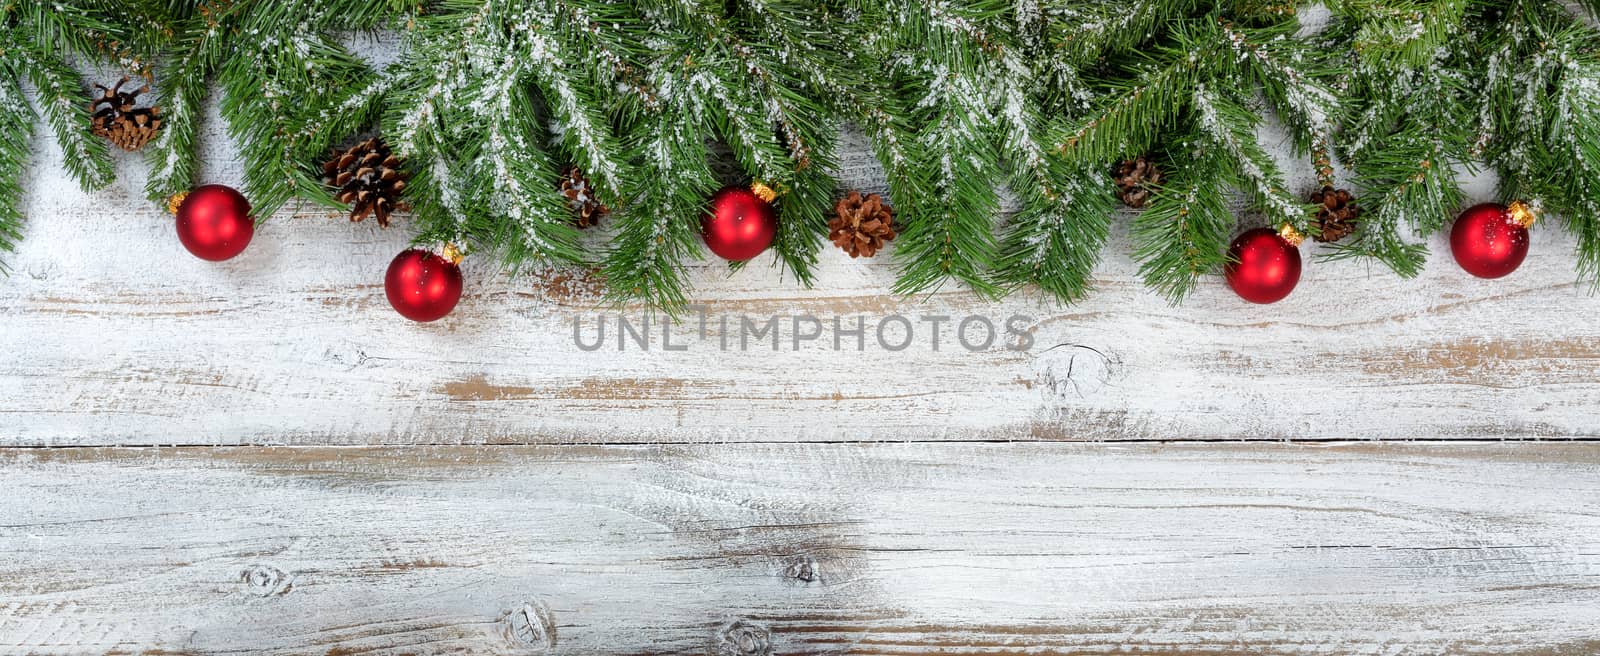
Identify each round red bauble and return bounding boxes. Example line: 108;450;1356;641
702;185;778;261
1225;227;1302;304
385;249;463;322
1450;202;1530;279
175;184;254;261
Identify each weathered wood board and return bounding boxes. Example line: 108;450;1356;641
3;105;1599;445
5;43;1600;656
2;443;1598;655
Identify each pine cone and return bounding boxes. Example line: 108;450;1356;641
1114;156;1163;208
322;137;408;227
559;166;608;228
830;191;896;258
1310;185;1359;242
90;77;162;152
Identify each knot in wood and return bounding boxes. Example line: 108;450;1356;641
240;564;292;597
782;555;820;585
714;619;772;656
501;600;557;651
1033;344;1116;400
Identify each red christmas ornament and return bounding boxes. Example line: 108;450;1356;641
702;183;778;261
1225;227;1302;304
174;184;254;261
385;248;463;322
1450;201;1534;279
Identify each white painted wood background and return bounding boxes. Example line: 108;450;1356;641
3;444;1599;655
3;40;1600;653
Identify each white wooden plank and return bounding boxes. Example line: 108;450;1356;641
4;74;1600;445
1;443;1597;654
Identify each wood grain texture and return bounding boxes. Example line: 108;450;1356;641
1;442;1597;654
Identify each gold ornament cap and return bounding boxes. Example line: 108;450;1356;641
166;191;189;215
1278;223;1306;247
442;242;465;265
1507;200;1537;229
750;180;778;203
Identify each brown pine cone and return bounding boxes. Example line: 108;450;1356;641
322;137;408;227
1114;156;1163;208
559;166;608;228
1310;185;1359;242
90;77;162;151
830;191;896;258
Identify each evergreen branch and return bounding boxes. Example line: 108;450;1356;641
1333;0;1470;68
602;116;717;310
707;65;792;190
992;54;1113;302
1041;0;1199;66
142;2;223;201
17;44;114;190
1029;0;1200;108
1331;2;1474;273
1192;85;1311;232
390;32;469;163
1132;143;1235;303
15;0;128;62
748;59;839;288
144;58;201;200
1333;132;1458;276
596;0;847;301
1545;58;1600;285
404;146;477;248
381;7;473;245
992;160;1114;301
141;0;402;212
530;56;626;199
5;0;1600;304
1472;4;1600;286
719;2;859;286
294;71;395;208
513;2;628;203
218;30;376;217
549;0;653;112
473;77;584;267
879;0;1018;297
1219;19;1340;158
0;68;33;267
770;142;836;289
1481;6;1565;193
1316;222;1429;277
1052;36;1209;165
888;71;1004;298
1377;139;1462;234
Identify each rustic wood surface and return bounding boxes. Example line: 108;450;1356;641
2;443;1598;655
5;61;1600;654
